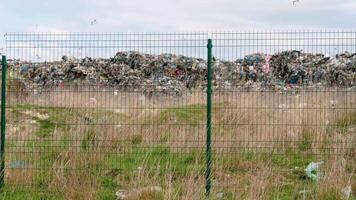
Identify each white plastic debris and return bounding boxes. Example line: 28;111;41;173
305;161;324;181
341;185;352;200
89;98;97;104
216;192;224;199
115;190;127;200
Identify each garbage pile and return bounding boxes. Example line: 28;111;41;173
7;50;356;94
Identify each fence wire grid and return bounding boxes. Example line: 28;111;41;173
0;31;355;199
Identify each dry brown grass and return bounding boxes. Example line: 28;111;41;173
50;149;102;200
315;157;355;200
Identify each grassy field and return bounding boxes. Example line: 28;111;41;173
0;89;355;200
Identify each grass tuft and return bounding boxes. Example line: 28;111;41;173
36;118;55;137
336;111;356;134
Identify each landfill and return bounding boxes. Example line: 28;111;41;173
6;50;356;94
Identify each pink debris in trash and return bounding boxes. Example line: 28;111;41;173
175;69;184;76
262;55;271;74
59;82;65;89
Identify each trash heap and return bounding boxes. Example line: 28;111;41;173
7;50;356;94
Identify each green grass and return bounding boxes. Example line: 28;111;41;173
1;148;353;200
81;127;97;150
2;146;205;199
160;104;206;125
10;104;126;127
103;146;204;173
97;177;118;200
35;118;55;137
0;186;62;200
130;134;143;145
298;126;313;151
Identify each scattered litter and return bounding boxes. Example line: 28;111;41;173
22;110;49;120
330;100;338;107
305;161;324;181
115;190;127;200
216;192;224;199
115;186;162;200
298;189;311;194
278;103;289;111
341;185;352;200
9;160;27;169
89;98;97;104
137;166;143;171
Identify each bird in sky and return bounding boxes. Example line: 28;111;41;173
91;19;97;25
36;54;41;60
293;0;300;5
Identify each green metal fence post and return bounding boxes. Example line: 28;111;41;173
206;39;213;196
0;55;7;189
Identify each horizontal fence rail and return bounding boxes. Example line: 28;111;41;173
5;31;356;61
1;31;355;199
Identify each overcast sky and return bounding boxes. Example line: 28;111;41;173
1;0;356;51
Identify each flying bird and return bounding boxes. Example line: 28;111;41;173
36;54;42;60
293;0;300;5
90;19;97;25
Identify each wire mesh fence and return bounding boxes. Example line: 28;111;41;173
1;31;355;199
